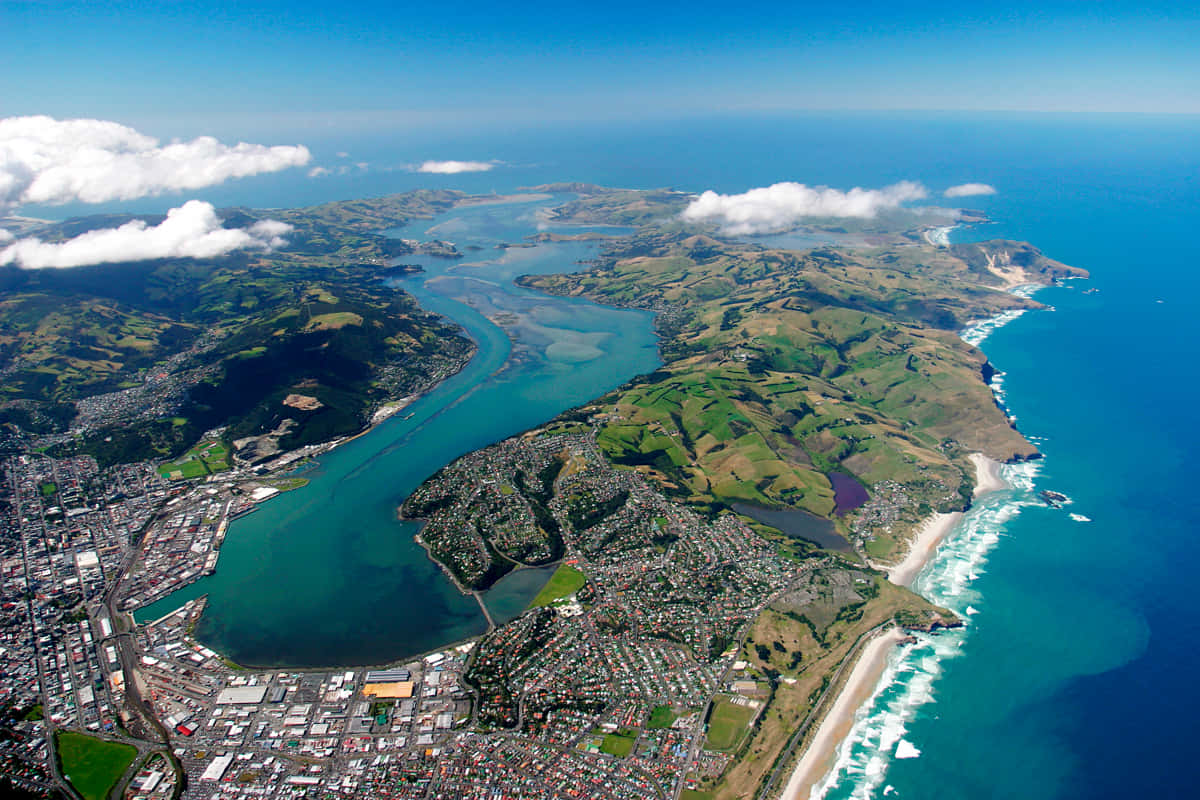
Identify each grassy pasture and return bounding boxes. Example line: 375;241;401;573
528;564;587;608
55;731;137;800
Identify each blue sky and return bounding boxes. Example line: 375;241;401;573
2;0;1198;130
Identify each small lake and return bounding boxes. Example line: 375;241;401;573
731;501;851;552
828;471;869;515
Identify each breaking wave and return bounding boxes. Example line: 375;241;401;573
812;293;1046;800
961;284;1041;349
812;461;1042;800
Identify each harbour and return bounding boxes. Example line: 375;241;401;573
135;197;660;667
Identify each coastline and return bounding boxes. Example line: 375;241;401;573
242;345;477;474
783;453;1009;798
922;224;957;248
970;452;1007;495
128;356;479;622
885;453;1007;587
885;511;963;588
780;627;908;800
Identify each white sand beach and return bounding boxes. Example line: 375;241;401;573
782;453;1010;797
970;453;1007;495
889;454;1007;586
781;627;907;800
886;511;963;588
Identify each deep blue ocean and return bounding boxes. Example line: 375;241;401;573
72;112;1200;798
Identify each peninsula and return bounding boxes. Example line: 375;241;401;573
0;186;1082;800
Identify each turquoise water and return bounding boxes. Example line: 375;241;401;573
137;197;659;667
805;122;1200;799
125;112;1199;796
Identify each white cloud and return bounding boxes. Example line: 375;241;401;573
0;115;310;209
308;162;369;178
417;160;496;174
943;182;997;198
681;181;928;235
0;200;292;269
0;228;12;243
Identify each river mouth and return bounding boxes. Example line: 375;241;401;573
135;196;660;668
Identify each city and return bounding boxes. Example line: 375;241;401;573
1;418;931;799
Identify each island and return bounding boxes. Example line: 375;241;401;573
0;185;1083;800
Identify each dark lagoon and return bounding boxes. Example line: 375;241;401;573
730;502;851;552
136;197;659;667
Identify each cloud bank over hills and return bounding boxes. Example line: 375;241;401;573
0;116;308;268
0;200;291;269
681;181;929;235
0;115;310;209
